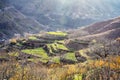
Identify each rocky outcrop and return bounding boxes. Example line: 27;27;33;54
75;52;87;62
60;58;76;64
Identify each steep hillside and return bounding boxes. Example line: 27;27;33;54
69;17;120;40
8;0;120;30
0;0;120;39
0;0;8;8
83;17;120;34
0;6;45;39
79;28;120;40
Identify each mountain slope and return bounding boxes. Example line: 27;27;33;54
69;17;120;40
8;0;120;30
80;28;120;40
0;6;45;39
0;0;120;39
83;17;120;34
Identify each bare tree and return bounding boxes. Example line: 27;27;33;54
0;60;18;80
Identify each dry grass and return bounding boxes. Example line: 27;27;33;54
0;55;119;80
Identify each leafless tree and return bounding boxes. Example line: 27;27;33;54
87;38;120;80
0;60;18;80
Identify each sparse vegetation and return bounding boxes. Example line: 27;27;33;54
0;31;120;80
9;52;19;57
1;0;120;79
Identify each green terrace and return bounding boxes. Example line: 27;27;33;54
47;31;67;36
28;36;38;40
62;52;77;62
21;48;49;59
50;56;60;64
47;42;69;54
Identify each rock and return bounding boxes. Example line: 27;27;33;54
75;52;87;62
60;58;76;64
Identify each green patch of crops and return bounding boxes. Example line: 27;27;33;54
47;31;67;36
63;52;77;61
22;48;48;59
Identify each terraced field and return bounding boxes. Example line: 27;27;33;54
0;30;119;80
47;31;67;36
22;48;48;58
13;32;71;63
1;31;98;65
